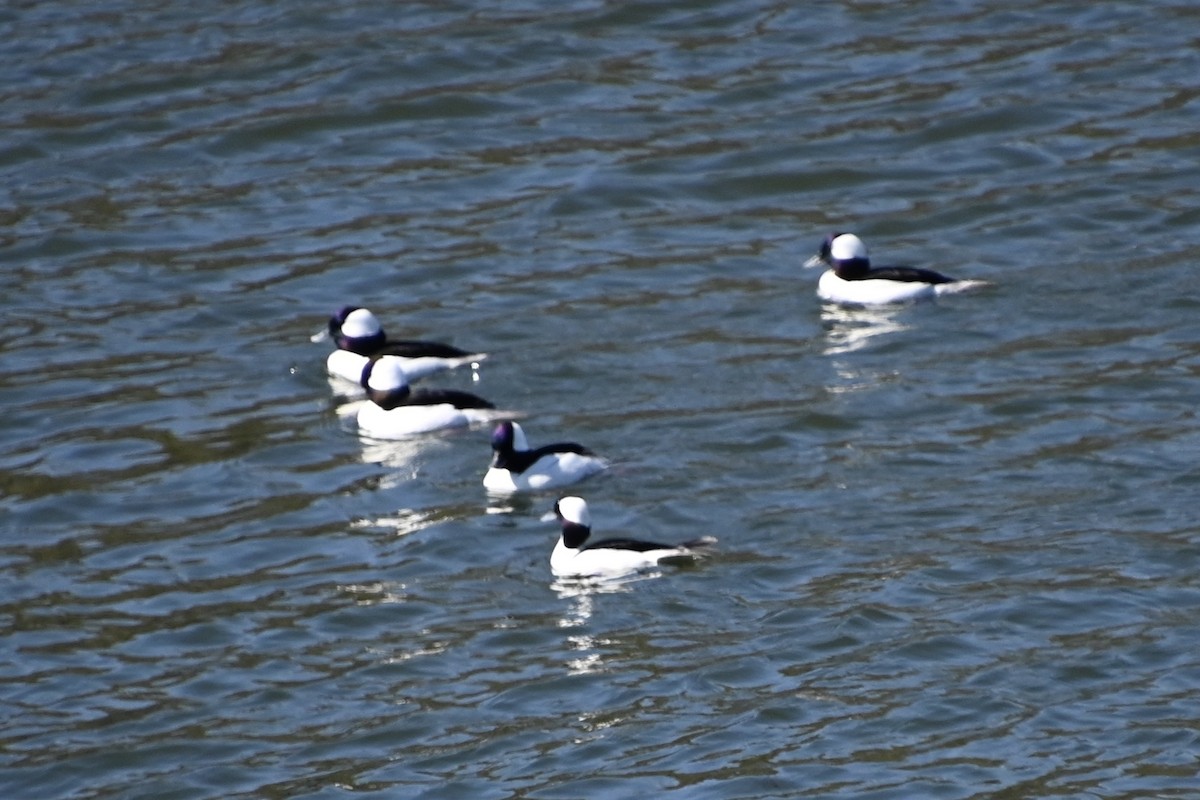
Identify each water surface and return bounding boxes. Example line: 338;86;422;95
3;1;1200;798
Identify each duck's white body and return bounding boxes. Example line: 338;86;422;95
485;452;606;493
357;401;494;439
483;422;607;494
550;537;699;578
816;270;938;305
328;349;480;386
327;349;370;385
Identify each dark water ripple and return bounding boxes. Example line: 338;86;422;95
4;0;1200;798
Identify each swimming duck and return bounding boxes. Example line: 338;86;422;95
356;356;499;439
549;496;716;578
483;421;607;493
803;232;983;305
325;305;486;384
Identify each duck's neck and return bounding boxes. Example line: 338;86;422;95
367;384;412;410
561;522;590;549
338;330;386;356
832;257;872;281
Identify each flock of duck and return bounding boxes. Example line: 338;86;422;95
318;232;985;580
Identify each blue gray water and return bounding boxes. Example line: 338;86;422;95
3;1;1200;797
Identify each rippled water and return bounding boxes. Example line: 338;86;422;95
4;1;1200;797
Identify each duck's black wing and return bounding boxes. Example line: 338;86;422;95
532;442;594;458
865;265;957;284
503;442;594;473
378;339;478;359
584;537;676;553
406;389;494;409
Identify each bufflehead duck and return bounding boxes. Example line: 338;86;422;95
549;496;717;579
483;421;607;493
803;233;984;305
356;356;499;439
325;306;486;385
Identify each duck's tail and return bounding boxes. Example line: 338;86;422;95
682;535;719;551
935;279;992;296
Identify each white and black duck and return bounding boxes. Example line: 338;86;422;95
357;356;501;439
483;421;607;494
324;305;486;384
803;232;986;305
549;496;716;579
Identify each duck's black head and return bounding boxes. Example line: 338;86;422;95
332;306;387;355
360;357;412;410
825;232;872;279
489;421;516;468
554;496;592;549
491;421;516;452
805;231;851;269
